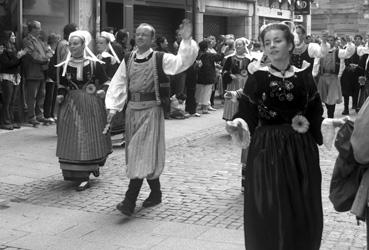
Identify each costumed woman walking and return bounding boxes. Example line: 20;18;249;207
96;31;125;145
55;30;112;191
227;23;325;249
222;37;252;192
222;37;251;121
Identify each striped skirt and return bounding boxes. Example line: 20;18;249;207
223;76;247;120
125;101;165;179
56;90;112;166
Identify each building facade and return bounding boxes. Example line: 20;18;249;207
311;0;369;36
2;0;96;45
3;0;313;49
100;0;256;44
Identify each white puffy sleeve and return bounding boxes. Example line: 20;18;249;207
312;57;320;77
308;42;330;58
357;45;369;57
162;39;199;75
105;59;127;113
338;42;356;59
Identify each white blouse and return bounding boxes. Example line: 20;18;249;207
105;39;199;113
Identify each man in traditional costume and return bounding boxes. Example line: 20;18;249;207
55;30;112;191
340;35;363;114
313;35;355;118
105;20;198;216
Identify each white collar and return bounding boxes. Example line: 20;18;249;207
226;52;253;60
136;48;154;59
249;60;310;78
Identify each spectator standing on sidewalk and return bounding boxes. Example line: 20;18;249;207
105;20;198;216
22;20;52;126
0;31;27;130
207;35;220;111
55;30;112;191
43;33;60;124
195;39;225;114
227;23;325;250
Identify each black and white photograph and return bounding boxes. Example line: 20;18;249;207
1;0;369;249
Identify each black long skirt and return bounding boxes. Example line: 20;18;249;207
244;124;323;250
56;90;112;181
357;84;369;111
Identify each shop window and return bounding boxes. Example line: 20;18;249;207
22;0;69;37
0;0;18;33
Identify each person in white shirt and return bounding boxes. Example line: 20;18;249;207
313;35;355;118
105;20;198;216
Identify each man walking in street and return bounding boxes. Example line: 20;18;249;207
22;20;52;126
105;20;198;216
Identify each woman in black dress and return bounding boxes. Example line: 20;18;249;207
56;31;112;191
228;23;325;249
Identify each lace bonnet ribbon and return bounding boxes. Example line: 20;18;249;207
100;31;121;64
55;30;105;77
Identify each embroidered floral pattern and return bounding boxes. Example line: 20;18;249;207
258;102;277;120
269;80;294;102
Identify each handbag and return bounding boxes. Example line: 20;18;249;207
329;120;365;212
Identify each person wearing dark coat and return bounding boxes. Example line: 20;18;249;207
0;31;27;129
195;39;225;114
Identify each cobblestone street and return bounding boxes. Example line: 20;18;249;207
0;105;368;249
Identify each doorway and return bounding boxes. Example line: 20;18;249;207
101;0;124;31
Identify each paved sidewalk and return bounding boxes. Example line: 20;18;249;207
0;103;367;249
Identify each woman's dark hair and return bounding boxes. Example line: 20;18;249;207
129;38;135;51
102;27;114;34
48;33;60;46
199;39;209;52
115;29;129;44
259;23;295;53
63;23;77;40
0;30;16;51
295;24;306;35
2;30;13;41
155;36;166;47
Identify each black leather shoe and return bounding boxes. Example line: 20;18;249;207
27;120;40;127
116;200;135;216
142;194;162;208
0;124;13;130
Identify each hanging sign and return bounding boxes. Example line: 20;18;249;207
294;0;310;15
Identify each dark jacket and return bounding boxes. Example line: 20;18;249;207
0;49;21;74
111;41;125;62
22;34;49;80
197;51;224;85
